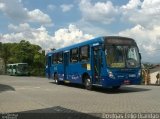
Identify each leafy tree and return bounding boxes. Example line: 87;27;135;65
1;43;11;73
0;40;46;76
0;42;2;57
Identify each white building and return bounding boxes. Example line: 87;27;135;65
0;58;5;74
150;66;160;84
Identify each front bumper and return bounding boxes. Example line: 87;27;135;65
100;76;141;87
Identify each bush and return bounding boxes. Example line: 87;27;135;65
30;68;45;77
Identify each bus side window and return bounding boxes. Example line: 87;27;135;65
13;65;16;69
70;48;78;63
52;54;54;64
58;52;63;63
53;53;58;64
79;45;89;62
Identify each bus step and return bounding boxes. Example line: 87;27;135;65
64;80;70;83
92;84;102;87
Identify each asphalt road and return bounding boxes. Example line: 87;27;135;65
0;75;160;118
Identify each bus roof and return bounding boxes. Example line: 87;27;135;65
47;36;135;55
7;63;28;66
48;36;102;54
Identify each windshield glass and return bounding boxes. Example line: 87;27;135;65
105;45;140;68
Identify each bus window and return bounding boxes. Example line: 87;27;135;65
13;65;16;69
52;54;54;64
80;45;89;62
9;65;12;69
70;48;78;63
53;53;58;64
58;52;63;63
17;64;28;72
126;46;140;68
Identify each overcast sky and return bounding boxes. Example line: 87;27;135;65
0;0;160;63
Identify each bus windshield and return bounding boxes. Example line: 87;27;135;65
105;45;140;68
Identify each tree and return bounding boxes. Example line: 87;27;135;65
0;42;2;57
1;40;46;76
1;43;11;73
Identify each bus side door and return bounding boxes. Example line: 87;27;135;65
47;55;52;79
64;52;69;80
91;46;102;84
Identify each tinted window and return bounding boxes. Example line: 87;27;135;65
13;65;16;69
58;52;63;63
70;48;78;63
80;45;89;62
53;53;58;64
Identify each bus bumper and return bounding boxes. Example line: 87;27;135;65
101;77;142;88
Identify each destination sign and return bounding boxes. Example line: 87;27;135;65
105;38;135;45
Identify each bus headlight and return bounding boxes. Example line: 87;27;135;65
138;70;141;77
107;70;115;79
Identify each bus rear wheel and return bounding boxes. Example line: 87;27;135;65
54;74;60;85
85;77;92;90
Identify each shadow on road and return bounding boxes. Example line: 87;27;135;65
0;84;15;93
49;81;151;94
93;86;151;94
49;81;85;89
3;106;102;119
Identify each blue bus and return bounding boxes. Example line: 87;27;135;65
45;36;141;90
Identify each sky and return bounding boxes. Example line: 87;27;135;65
0;0;160;63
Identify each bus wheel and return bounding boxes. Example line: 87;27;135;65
85;77;92;90
54;74;60;85
112;86;121;90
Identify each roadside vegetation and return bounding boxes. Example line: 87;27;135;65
0;40;45;76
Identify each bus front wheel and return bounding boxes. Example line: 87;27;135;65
85;77;92;90
54;74;60;85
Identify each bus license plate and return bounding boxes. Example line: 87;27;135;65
124;80;130;85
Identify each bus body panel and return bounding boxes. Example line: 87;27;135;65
53;62;92;84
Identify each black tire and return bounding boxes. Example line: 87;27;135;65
112;86;121;90
85;76;92;90
54;74;60;85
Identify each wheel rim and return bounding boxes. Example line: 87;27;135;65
86;78;91;86
55;78;57;83
85;78;92;90
54;74;58;84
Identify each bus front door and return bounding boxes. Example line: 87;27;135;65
47;56;52;79
64;52;69;80
92;46;102;84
